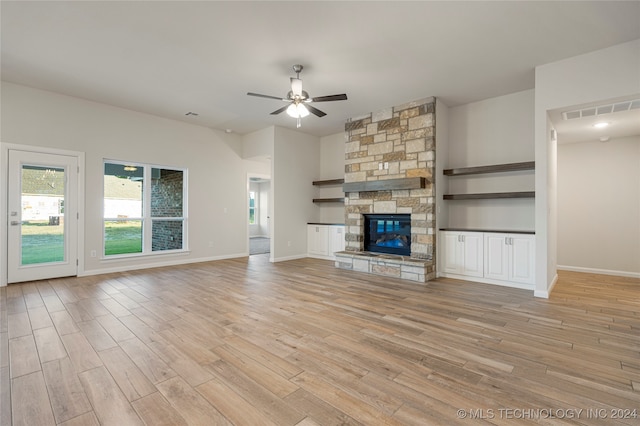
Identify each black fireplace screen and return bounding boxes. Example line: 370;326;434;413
364;214;411;256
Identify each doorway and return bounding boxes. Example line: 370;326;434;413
248;175;271;256
6;149;80;283
549;96;640;277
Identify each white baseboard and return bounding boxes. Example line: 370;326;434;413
271;254;308;263
557;265;640;279
534;273;557;299
438;272;535;292
307;253;335;261
533;289;549;298
78;253;247;277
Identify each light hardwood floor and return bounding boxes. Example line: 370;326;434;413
1;255;638;425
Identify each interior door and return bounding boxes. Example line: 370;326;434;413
7;150;78;283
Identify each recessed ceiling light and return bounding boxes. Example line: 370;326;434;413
593;122;610;129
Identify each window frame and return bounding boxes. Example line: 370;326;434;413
103;159;188;259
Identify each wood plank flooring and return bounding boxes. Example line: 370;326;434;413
1;255;638;425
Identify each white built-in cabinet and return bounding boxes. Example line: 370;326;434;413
307;225;329;257
307;224;345;260
440;230;535;289
442;231;484;278
328;226;345;256
484;233;535;285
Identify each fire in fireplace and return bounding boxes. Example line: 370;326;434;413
364;214;411;256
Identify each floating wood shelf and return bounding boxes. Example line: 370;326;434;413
440;227;535;235
312;179;345;186
444;161;535;176
312;198;345;203
343;177;427;193
313;179;345;203
443;191;535;200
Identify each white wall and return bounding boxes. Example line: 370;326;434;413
557;136;640;276
1;82;269;282
318;132;346;224
271;126;320;261
258;180;270;237
546;117;558;295
243;128;273;244
435;98;449;272
445;89;535;231
243;126;273;161
535;39;640;297
448;89;535;167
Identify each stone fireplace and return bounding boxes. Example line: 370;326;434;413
335;97;436;282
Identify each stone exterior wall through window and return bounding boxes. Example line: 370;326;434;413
151;169;184;251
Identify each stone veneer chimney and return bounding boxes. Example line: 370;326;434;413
338;97;436;281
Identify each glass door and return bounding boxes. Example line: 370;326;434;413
7;150;78;283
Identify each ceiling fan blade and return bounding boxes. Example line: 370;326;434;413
247;92;287;101
270;105;290;115
305;104;327;117
310;94;348;102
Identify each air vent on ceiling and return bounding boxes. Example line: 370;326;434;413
563;99;640;120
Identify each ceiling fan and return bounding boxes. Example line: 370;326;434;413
247;64;347;128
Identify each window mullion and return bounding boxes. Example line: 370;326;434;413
182;171;188;250
143;166;152;253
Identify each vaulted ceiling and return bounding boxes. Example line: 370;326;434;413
2;1;639;138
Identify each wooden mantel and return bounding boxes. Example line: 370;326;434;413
343;177;427;193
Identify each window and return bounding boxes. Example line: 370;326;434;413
249;191;257;225
104;161;187;257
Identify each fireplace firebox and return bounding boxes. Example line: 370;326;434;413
364;214;411;256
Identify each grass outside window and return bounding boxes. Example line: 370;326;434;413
21;221;64;264
104;221;142;255
20;220;157;263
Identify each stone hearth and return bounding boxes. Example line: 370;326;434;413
335;251;432;283
336;97;436;282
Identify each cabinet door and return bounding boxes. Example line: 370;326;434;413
461;232;484;277
484;233;509;281
329;226;345;255
317;226;329;255
510;235;535;284
442;232;462;274
307;225;329;256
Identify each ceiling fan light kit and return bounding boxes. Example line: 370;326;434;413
287;103;310;128
247;64;347;128
287;103;309;118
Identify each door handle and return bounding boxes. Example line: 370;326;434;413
11;221;20;226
